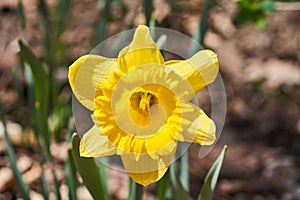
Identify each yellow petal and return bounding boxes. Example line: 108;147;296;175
68;55;117;110
175;103;216;145
165;50;219;92
144;125;178;155
128;167;168;186
121;151;174;186
80;125;117;157
117;25;164;72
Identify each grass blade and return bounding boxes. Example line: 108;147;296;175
71;133;109;200
198;145;227;200
40;169;50;200
195;0;211;45
55;0;70;38
98;157;111;200
18;39;50;150
127;179;143;200
190;0;213;56
143;0;153;26
21;54;50;200
66;150;78;200
17;0;26;34
0;104;30;200
179;151;189;191
12;67;26;127
156;34;167;49
53;0;70;63
19;40;62;199
37;0;53;65
66;118;77;199
50;167;61;200
92;0;112;45
170;163;192;200
156;169;171;200
50;103;72;141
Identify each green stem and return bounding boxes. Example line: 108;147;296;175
127;179;144;200
143;0;153;26
135;183;144;200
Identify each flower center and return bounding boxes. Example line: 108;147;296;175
139;92;154;113
129;91;159;127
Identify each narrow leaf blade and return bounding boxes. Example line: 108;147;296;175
179;151;189;192
170;163;192;200
98;157;111;200
190;0;212;56
17;0;26;33
127;179;143;200
198;145;227;200
66;150;77;200
143;0;153;26
19;39;50;149
0;104;30;200
71;133;109;200
92;0;112;45
156;169;171;200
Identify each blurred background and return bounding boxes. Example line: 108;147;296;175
0;0;300;199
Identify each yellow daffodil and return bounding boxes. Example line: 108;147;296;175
69;25;219;186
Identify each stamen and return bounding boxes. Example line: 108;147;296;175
139;92;153;112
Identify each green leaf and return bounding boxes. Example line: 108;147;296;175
37;0;53;65
98;157;111;200
12;67;26;127
127;179;143;200
255;17;266;30
17;0;26;33
66;118;77;199
66;150;78;200
190;0;212;55
55;0;70;38
40;168;50;200
0;104;30;200
143;0;153;26
50;103;72;141
179;151;189;192
198;145;227;200
156;34;167;49
92;0;112;45
71;133;110;200
170;163;192;200
260;0;275;13
51;167;62;200
17;41;60;199
18;39;50;150
233;0;275;30
156;169;171;200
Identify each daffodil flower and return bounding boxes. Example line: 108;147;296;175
69;25;219;186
